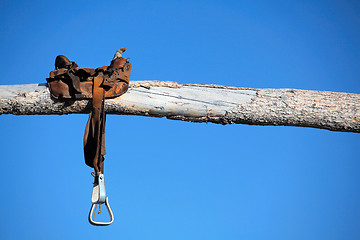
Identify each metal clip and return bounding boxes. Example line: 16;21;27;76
88;173;114;226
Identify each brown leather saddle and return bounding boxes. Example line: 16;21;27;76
46;49;132;225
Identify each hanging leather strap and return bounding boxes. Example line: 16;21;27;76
84;73;107;173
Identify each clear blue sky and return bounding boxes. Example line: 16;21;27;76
0;0;360;239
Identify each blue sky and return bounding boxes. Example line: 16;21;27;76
0;0;360;239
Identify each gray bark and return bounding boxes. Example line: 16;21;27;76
0;81;359;133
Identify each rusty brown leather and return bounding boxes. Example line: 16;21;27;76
47;54;131;173
46;56;131;100
83;74;107;173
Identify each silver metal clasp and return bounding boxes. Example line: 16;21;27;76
88;173;114;226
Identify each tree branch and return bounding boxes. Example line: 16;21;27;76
0;81;359;133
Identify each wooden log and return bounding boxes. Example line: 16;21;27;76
0;81;359;133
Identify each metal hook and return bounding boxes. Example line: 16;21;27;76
88;173;114;226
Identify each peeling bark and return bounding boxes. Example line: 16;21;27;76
0;81;359;133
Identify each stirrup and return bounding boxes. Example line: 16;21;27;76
89;197;114;226
88;173;114;226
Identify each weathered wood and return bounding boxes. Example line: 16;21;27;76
0;81;359;133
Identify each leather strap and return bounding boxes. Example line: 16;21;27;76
84;73;106;173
